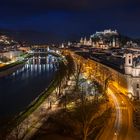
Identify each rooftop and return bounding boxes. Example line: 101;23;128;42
74;50;125;74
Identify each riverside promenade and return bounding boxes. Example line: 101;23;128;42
6;51;75;140
23;76;75;140
7;74;75;140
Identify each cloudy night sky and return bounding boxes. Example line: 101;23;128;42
0;0;140;43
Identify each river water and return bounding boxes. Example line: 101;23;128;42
0;54;57;118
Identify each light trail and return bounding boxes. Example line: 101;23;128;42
98;85;140;140
108;87;122;140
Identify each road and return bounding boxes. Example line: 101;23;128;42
98;84;140;140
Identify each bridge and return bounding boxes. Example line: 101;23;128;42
27;46;65;64
29;46;60;55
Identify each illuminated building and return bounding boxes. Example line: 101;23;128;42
66;49;140;100
79;29;120;49
91;29;118;37
124;53;140;99
1;51;23;61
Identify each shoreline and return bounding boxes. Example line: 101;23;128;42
6;53;69;139
6;54;65;126
0;61;25;78
2;53;62;125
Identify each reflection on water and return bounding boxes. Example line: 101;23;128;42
0;54;58;117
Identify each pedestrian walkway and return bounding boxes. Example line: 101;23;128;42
7;76;75;140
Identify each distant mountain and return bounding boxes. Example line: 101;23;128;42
0;29;64;45
0;34;18;46
118;34;140;46
0;28;140;45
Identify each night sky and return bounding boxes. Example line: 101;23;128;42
0;0;140;43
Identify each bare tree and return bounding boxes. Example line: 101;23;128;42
64;54;83;91
101;66;112;95
68;91;101;140
74;62;83;91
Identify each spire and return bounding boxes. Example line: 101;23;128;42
61;43;64;48
80;37;83;44
112;37;116;47
89;37;92;45
84;37;87;45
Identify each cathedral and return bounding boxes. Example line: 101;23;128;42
80;36;119;49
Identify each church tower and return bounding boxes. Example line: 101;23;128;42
124;53;133;75
125;53;133;67
80;37;84;45
89;37;92;46
84;37;87;45
112;37;116;47
61;43;64;48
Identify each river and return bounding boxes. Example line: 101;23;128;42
0;54;58;119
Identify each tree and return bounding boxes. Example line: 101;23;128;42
68;90;100;140
101;66;112;95
64;53;84;91
55;61;67;96
74;62;83;91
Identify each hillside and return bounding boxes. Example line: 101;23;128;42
91;30;140;46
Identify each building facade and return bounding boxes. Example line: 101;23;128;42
67;50;140;100
124;53;140;99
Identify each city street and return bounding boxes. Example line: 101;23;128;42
98;85;140;140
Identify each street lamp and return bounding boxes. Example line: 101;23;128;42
128;92;132;99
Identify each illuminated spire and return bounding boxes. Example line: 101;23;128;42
80;37;84;44
84;37;87;45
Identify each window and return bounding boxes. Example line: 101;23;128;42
137;91;139;100
129;59;131;64
137;84;139;88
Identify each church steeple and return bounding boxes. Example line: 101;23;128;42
112;37;116;47
80;37;84;44
84;37;87;45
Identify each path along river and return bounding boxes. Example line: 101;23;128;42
0;54;58;120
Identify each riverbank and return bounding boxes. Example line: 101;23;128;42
0;61;25;78
0;53;33;78
27;52;111;140
6;53;69;139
